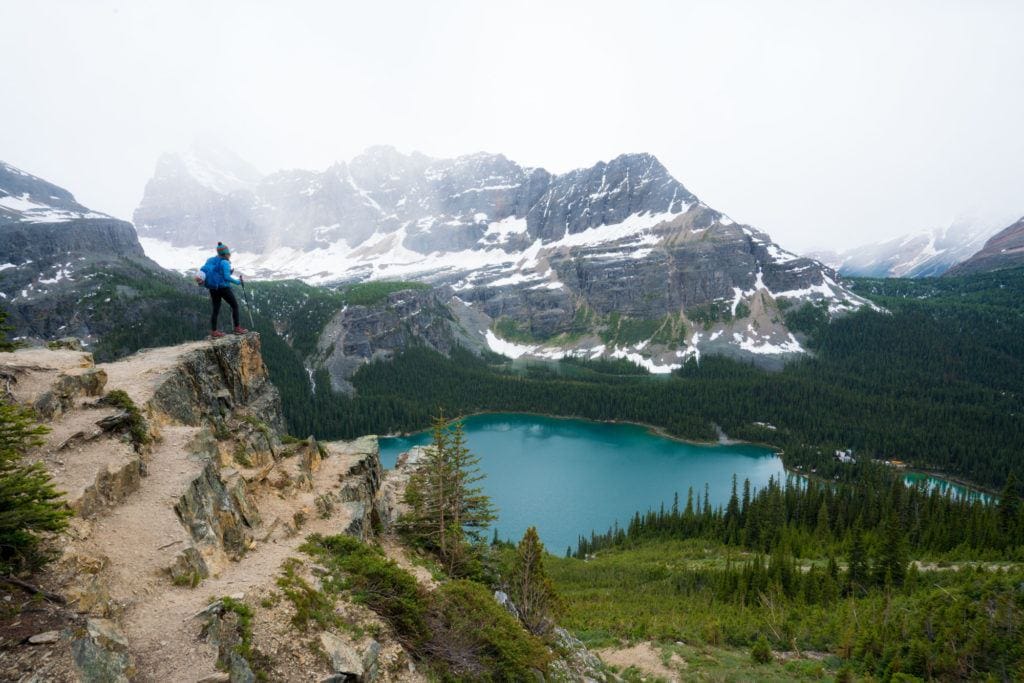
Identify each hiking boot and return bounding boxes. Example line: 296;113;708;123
210;330;226;338
233;326;248;335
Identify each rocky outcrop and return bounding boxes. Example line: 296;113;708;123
5;334;404;680
146;332;284;432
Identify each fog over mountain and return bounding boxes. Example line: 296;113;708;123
2;1;1022;253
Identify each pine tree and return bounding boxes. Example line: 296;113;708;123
847;522;869;595
873;512;907;587
0;400;70;572
998;473;1020;536
814;501;830;541
0;305;18;353
400;415;494;571
402;415;453;555
508;526;559;635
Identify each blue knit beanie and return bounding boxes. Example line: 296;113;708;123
216;242;231;257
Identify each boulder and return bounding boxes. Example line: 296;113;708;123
71;618;136;683
318;632;381;682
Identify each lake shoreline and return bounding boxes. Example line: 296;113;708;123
379;410;780;453
903;468;999;499
380;412;998;500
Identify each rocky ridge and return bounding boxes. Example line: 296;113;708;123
0;161;180;346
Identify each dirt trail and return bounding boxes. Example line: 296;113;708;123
11;339;394;681
122;446;368;682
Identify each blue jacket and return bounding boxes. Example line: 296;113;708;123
201;256;241;289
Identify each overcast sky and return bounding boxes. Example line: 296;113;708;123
1;0;1022;252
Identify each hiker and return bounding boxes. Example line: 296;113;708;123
198;242;248;338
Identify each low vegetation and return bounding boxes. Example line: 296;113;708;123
98;389;150;450
298;534;551;680
338;280;430;307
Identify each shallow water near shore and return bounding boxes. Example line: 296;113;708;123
379;413;784;553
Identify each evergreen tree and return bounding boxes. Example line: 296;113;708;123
847;522;869;594
400;415;494;571
998;473;1020;535
0;304;18;352
873;512;907;587
508;526;559;635
814;501;830;541
0;400;70;572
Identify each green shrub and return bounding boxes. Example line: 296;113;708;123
301;534;549;680
301;534;431;648
276;558;341;631
751;634;773;664
431;580;551;680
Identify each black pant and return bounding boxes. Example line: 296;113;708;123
210;287;240;330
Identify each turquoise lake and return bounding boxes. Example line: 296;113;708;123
379;413;784;553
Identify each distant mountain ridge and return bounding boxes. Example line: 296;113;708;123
808;220;1001;278
946;216;1024;276
134;145;873;370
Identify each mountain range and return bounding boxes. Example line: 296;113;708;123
7;148;1019;378
133;146;873;371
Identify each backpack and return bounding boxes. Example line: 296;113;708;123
199;256;226;289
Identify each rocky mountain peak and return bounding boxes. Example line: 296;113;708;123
152;144;263;196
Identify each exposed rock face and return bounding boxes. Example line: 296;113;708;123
946;216;1024;276
314;287;468;392
147;331;285;432
135;146;695;256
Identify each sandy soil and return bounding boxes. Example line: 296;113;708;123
597;642;684;681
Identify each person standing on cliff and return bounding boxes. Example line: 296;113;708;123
197;242;248;338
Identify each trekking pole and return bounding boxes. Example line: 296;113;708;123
240;277;256;329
